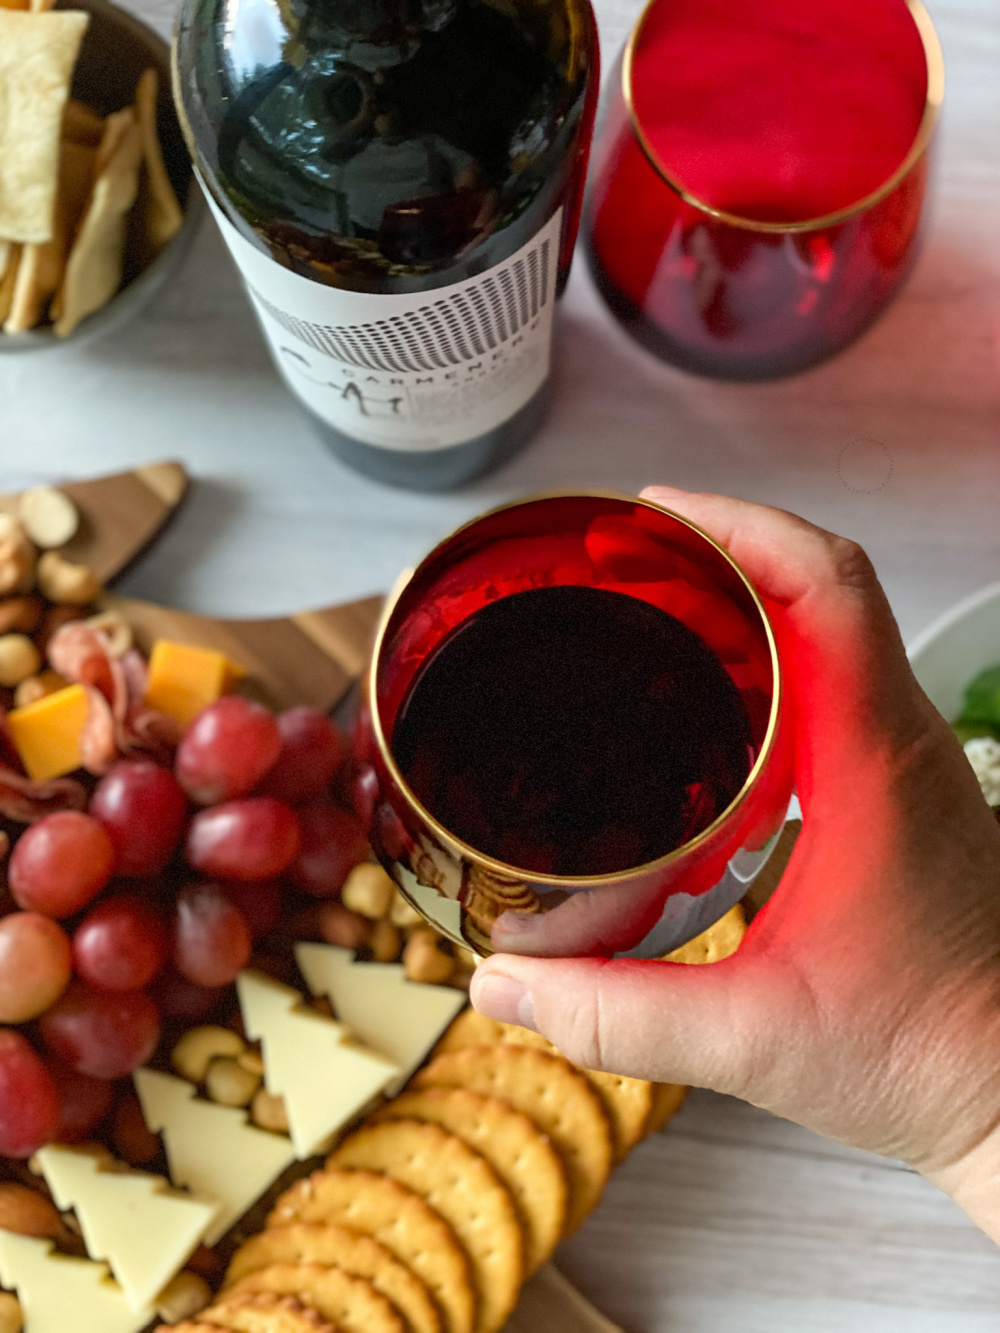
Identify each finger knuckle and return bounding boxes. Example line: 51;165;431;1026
824;536;877;593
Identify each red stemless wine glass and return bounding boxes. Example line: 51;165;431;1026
355;494;793;959
586;0;944;380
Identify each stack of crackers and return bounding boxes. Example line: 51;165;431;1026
162;907;747;1333
0;2;183;337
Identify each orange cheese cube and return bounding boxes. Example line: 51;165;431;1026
7;684;89;781
145;640;246;727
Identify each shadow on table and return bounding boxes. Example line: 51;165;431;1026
111;475;250;605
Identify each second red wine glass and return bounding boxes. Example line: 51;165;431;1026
586;0;944;380
354;494;793;958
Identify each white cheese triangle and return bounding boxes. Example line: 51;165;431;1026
0;1231;153;1333
236;970;401;1158
296;942;467;1091
133;1068;296;1245
35;1145;218;1313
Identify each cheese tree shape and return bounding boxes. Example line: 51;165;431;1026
0;1230;154;1333
296;942;466;1091
133;1067;296;1245
236;969;401;1158
35;1145;218;1313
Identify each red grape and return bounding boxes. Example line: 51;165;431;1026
217;879;285;939
73;896;170;991
258;707;344;805
186;798;300;881
38;980;161;1079
0;1030;60;1157
8;812;115;918
287;799;369;898
173;882;252;987
89;760;188;876
148;964;225;1021
0;912;72;1023
44;1058;113;1143
175;698;282;805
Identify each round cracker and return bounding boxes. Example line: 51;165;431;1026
226;1222;441;1333
196;1292;337;1333
435;1008;652;1163
268;1168;474;1333
374;1087;566;1274
415;1045;612;1235
331;1120;523;1333
644;1082;689;1135
227;1263;403;1333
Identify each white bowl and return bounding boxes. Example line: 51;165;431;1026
907;582;1000;722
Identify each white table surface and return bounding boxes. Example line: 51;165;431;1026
2;0;1000;1325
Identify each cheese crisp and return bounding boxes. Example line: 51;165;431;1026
0;10;89;242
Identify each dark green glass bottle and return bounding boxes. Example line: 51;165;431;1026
173;0;599;488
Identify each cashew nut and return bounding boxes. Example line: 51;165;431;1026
13;670;67;709
341;862;396;920
84;610;133;657
171;1026;246;1084
154;1271;212;1324
0;516;36;597
35;551;100;606
0;635;41;688
205;1055;261;1108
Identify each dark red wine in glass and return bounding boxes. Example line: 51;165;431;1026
356;494;794;957
586;0;943;380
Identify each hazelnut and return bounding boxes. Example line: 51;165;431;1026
35;551;101;606
0;1183;64;1240
0;595;42;636
368;917;402;963
154;1271;212;1324
341;863;395;920
316;900;372;951
0;1291;22;1333
402;928;455;986
0;635;41;688
171;1026;246;1085
251;1088;290;1134
205;1055;261;1108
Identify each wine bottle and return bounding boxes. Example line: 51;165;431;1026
173;0;599;489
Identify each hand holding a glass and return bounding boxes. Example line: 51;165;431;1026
473;488;1000;1245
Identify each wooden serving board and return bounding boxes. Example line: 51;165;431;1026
1;462;621;1333
103;591;385;716
0;461;189;585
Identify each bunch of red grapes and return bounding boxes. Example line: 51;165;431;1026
0;700;368;1161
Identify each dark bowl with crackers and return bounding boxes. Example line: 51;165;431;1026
0;0;202;351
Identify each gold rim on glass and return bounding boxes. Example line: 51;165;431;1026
368;490;783;888
622;0;945;236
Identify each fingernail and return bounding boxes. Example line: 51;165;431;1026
640;484;689;499
471;972;537;1032
494;909;540;935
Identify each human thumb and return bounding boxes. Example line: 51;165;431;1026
470;950;775;1092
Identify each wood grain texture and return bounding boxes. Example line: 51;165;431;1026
0;461;188;584
103;591;383;713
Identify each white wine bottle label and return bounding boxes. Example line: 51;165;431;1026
206;192;562;453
